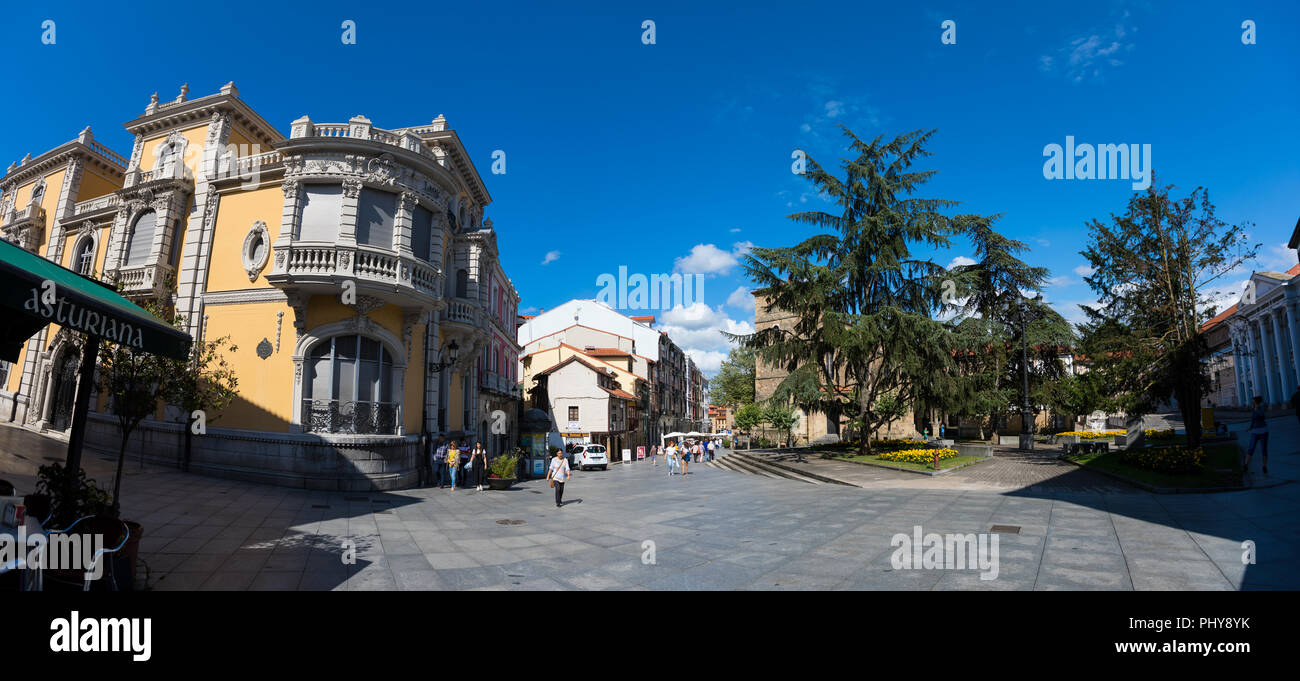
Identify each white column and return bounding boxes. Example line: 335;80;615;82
1249;319;1270;402
1270;309;1292;400
1258;318;1280;404
1232;331;1249;407
1286;292;1300;391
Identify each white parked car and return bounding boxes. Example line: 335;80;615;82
571;444;608;471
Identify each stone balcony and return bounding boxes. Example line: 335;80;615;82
265;242;442;310
1;205;46;251
115;261;174;298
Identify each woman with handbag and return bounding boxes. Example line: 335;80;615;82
546;447;571;508
470;442;487;491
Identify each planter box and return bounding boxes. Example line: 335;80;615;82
956;443;993;459
486;477;516;491
997;435;1020;446
1060;435;1080;445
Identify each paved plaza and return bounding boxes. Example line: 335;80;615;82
2;419;1297;590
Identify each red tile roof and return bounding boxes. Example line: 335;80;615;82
584;347;631;356
601;387;638;401
1201;304;1238;333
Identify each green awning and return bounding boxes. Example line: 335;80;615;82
0;238;191;361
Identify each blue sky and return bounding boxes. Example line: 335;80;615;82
3;1;1297;373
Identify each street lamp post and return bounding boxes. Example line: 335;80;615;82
1017;293;1042;451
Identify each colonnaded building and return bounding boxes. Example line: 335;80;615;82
0;83;522;490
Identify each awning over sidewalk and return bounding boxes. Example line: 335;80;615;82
0;238;191;362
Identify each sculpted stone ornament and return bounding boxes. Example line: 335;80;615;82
366;154;397;185
242;220;271;282
342;179;363;199
256;338;273;359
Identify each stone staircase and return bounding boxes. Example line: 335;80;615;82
705;449;825;485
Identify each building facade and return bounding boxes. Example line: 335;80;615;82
1215;264;1300;408
0;83;520;490
515;299;704;444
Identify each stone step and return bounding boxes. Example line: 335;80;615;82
722;452;821;484
711;454;784;479
728;452;833;485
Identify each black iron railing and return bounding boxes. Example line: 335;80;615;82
302;399;398;435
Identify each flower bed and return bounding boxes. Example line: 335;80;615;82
1058;430;1124;440
1119;445;1205;475
1143;428;1176;442
871;438;928;452
877;447;958;465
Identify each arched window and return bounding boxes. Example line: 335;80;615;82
455;269;468;298
73;236;96;275
125;211;157;266
302;334;397;434
29;182;45;207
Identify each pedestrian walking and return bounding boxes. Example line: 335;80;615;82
433;437;448;488
1243;396;1270;476
547;447;571;507
680;441;690;476
446;440;461;490
651;444;659;466
667;443;677;475
470;442;487;491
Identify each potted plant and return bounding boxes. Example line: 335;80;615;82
486;451;520;490
33;462;137;591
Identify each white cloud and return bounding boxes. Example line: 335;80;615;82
1039;11;1135;83
1047;275;1073;288
729;227;742;233
655;305;755;376
726;286;755;312
1073;265;1095;277
824;100;846;118
673;242;753;276
541;250;561;265
946;255;977;269
1255;242;1298;272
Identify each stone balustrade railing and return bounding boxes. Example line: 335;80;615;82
73;194;122;216
231;150;283;176
89;140;128;168
445;298;480;326
272;243;441;305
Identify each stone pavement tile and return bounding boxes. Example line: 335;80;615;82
346;567;398;591
1126;555;1233;590
434;566;511;590
148;523;195;539
1033;565;1131;590
391;569;444;591
173;553;231;573
298;571;347;591
507;576;568;590
555;568;628;590
465;549;523;566
249;570;305;591
380;536;422;556
263;549;310;571
197;538;246;555
933;568;1035;591
156;535;207;554
450;538;498;552
1045;532;1123;554
152;571;214;590
491;535;538;550
220;549;272;572
200;571;257;591
641;562;768;590
425;552;481;570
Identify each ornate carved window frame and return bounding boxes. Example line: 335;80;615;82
242;220;271;281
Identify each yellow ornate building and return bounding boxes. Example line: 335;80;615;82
0;83;521;490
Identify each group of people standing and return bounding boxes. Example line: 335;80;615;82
649;439;718;476
424;436;489;491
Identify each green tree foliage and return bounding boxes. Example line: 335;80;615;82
762;403;799;446
711;345;756;408
737;128;961;454
944;215;1073;437
733;402;763;448
1078;180;1256;447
